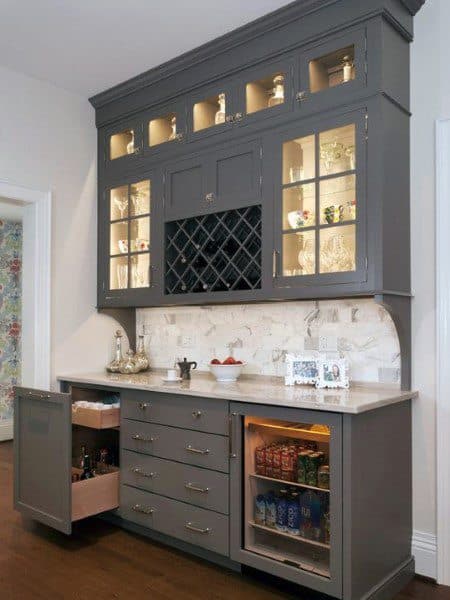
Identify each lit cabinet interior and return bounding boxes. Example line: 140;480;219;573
281;123;356;277
308;45;355;94
193;93;226;132
109;179;151;290
149;112;180;147
244;417;332;578
246;73;286;114
110;129;135;160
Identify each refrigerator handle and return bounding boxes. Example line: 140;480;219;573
229;412;238;458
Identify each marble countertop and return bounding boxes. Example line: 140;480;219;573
57;371;417;414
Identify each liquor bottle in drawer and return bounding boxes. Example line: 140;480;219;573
14;387;121;534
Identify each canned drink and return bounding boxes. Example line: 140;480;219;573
265;492;277;528
296;450;311;484
306;452;321;487
255;463;266;476
255;446;266;465
317;464;330;490
287;492;300;535
275;489;288;532
272;446;282;469
265;465;274;478
255;494;266;525
266;445;274;468
272;466;282;479
281;468;294;482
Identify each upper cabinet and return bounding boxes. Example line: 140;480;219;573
94;1;421;308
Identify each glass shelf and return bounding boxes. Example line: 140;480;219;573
110;129;135;160
193;93;226;132
309;45;355;94
246;72;285;115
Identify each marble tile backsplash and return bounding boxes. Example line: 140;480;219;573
137;299;400;385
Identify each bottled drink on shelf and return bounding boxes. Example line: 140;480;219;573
80;452;95;480
255;494;266;525
287;491;300;535
265;492;277;528
275;488;288;532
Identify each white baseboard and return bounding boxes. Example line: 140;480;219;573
412;531;437;579
0;419;13;441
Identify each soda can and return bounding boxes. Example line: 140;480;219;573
266;445;274;468
281;468;294;482
265;465;274;478
296;450;311;484
255;446;266;465
281;446;291;470
272;446;282;469
306;452;321;487
272;466;282;479
255;494;266;525
265;492;277;528
255;463;266;476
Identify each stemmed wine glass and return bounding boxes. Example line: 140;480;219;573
114;196;128;220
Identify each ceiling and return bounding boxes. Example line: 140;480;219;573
0;0;291;98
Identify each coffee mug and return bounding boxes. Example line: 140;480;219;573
166;368;177;380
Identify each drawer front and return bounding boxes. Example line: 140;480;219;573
121;485;229;556
121;420;229;473
121;390;228;436
122;450;229;514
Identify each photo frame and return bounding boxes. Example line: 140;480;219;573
316;358;350;389
285;353;321;386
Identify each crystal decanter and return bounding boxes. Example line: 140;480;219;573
268;74;285;108
215;93;226;125
168;116;177;141
135;333;150;372
106;330;124;373
126;131;135;155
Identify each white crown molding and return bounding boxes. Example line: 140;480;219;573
435;118;450;586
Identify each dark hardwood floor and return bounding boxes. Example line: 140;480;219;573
1;440;448;600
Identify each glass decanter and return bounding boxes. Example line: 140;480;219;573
297;236;315;275
117;263;128;289
168;116;177;141
126;130;135;155
268;74;285;108
320;140;345;174
327;233;353;272
342;55;354;83
106;329;124;373
135;333;150;372
119;349;140;374
215;93;226;125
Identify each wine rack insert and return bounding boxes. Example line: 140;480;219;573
165;205;262;295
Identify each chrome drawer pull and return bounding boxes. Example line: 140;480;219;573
185;522;211;534
191;410;202;418
132;434;155;442
132;504;155;515
185;482;209;494
185;445;210;455
131;467;156;478
138;402;150;410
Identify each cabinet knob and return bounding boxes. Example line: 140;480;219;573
174;132;185;142
138;402;149;410
134;146;141;155
225;114;235;123
192;410;202;418
234;112;243;122
205;193;215;203
296;91;307;102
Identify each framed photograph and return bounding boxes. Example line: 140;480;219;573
285;354;321;386
316;358;350;389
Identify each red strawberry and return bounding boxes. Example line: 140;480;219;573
223;356;236;365
235;360;243;364
210;358;221;364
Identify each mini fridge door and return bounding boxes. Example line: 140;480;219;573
229;402;343;598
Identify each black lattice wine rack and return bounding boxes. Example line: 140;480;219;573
165;205;262;295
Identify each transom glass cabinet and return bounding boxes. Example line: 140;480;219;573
273;110;366;288
109;179;152;291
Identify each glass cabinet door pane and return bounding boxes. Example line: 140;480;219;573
149;113;178;147
283;183;316;230
246;73;285;114
319;124;355;177
130;180;151;217
110;129;135;160
110;185;129;221
283;230;315;277
309;45;355;93
193;93;226;131
110;256;128;290
110;221;128;255
319;225;356;273
283;135;315;185
130;217;150;252
320;175;356;225
131;254;150;288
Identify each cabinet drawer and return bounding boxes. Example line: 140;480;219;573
121;420;229;473
120;485;229;556
121;390;228;436
122;450;229;514
72;468;119;522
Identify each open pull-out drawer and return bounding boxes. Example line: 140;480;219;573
71;386;120;429
14;387;120;534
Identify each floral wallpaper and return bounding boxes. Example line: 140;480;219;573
0;220;22;422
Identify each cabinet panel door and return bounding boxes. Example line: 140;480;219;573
270;109;367;291
14;387;72;534
229;402;343;598
296;28;367;115
207;139;262;212
164;155;208;220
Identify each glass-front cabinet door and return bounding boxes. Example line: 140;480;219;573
100;175;159;305
104;120;144;173
229;403;342;597
272;110;366;289
187;82;239;141
144;99;187;155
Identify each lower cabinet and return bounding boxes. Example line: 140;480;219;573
120;486;229;556
14;386;120;535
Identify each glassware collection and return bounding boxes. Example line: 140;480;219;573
268;75;285;108
106;330;150;374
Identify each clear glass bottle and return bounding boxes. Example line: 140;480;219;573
135;333;150;372
119;349;140;374
268;74;285;108
342;55;354;83
168;116;177;141
106;330;124;373
297;236;315;275
215;93;226;125
126;130;135;154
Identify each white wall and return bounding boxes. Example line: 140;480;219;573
0;65;117;384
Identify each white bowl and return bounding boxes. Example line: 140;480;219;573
209;362;246;382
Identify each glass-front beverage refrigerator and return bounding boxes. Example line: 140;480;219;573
230;402;342;597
